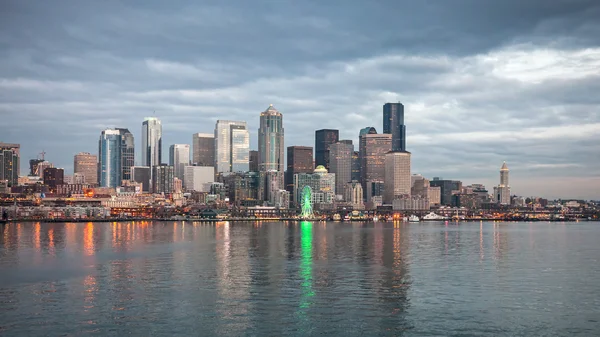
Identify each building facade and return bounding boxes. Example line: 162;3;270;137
315;129;339;170
142;117;162;168
131;166;151;192
192;133;215;166
98;129;121;188
384;151;411;204
169;144;190;182
383;102;406;152
258;105;284;172
117;128;135;181
344;181;364;209
152;165;174;194
249;150;259;172
214;120;250;173
74;152;98;185
43;167;64;193
430;178;462;206
496;162;511;205
286;146;313;200
361;133;391;191
293;165;336;207
0;143;20;187
329;141;353;199
184;166;214;192
351;151;360;182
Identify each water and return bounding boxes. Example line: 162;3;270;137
1;221;599;336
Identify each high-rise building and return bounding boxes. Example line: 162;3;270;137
430;178;463;206
0;143;20;187
29;159;44;177
142;117;162;168
263;170;285;205
192;133;215;166
43;167;64;192
294;165;336;207
344;181;364;209
383;102;406;152
286;146;314;200
117;128;135;181
73;152;98;185
411;174;430;199
214;120;250;173
258;104;284;172
315;129;339;170
169;144;190;182
361;133;391;191
329;141;353;199
152;165;174;194
36;161;53;180
184;166;214;192
384;151;411;204
249;150;259;172
358;127;377;186
495;162;511;205
131;166;151;192
351;151;360;182
98;129;122;188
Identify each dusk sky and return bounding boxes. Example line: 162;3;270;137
1;0;599;199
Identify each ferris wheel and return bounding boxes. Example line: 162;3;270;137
300;185;314;219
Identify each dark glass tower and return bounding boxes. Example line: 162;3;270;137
383;102;406;152
116;128;135;181
286;146;313;200
315;129;339;170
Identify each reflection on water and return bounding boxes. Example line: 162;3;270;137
0;221;600;336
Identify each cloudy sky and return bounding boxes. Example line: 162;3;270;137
1;0;599;199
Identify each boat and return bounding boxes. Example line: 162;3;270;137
373;215;379;222
422;212;448;221
409;215;420;222
332;214;341;221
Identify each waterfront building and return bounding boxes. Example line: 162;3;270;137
329;141;353;200
495;162;511;205
430;178;463;206
249;150;259;172
392;195;429;210
116;128;135;181
184;166;214;192
98;129;122;188
429;186;441;205
315;129;339;170
384;151;411;204
142;117;162;168
131;166;151;192
192;133;215;166
293;165;336;208
214;120;250;173
0;143;20;187
344;180;364;210
73;152;98;185
169;144;190;182
43;167;64;193
263;170;285;206
274;189;290;209
258;104;284;172
361;133;392;192
286;146;313;202
222;172;261;204
383;102;406;152
152;165;174;194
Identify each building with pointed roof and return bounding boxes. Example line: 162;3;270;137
258;104;284;172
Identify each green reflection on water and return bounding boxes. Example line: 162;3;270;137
300;221;314;309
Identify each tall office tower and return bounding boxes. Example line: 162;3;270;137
384;151;411;204
383;102;406;152
192;133;215;166
152;165;174;194
142;117;162;168
361;133;391;191
0;143;20;187
116;128;135;181
495;162;511;205
131;166;151;192
286;146;314;202
249;150;259;172
258;104;284;172
43;167;64;192
329;141;353;199
73;152;98;185
214;120;250;173
351;151;360;182
430;178;463;206
98;129;122;188
358;127;377;186
169;144;190;182
315;129;339;170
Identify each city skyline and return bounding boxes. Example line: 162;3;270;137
1;1;599;199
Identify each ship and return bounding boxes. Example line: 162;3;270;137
422;212;448;221
409;215;420;222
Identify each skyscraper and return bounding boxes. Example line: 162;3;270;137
286;146;313;201
98;129;122;188
0;143;20;187
383;102;406;152
384;151;411;204
214;120;249;173
117;128;135;181
258;104;284;172
131;166;151;192
358;126;377;186
361;133;391;190
192;133;215;166
495;162;511;205
315;129;339;170
430;178;462;206
152;164;174;194
73;152;98;185
249;150;259;172
169;144;190;182
142;117;162;168
351;151;360;182
329;141;353;199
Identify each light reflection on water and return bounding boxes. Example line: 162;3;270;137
0;221;599;336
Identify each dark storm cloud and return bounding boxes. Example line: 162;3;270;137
1;0;599;199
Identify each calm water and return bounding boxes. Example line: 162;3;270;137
1;221;599;336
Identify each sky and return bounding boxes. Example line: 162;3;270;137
1;0;599;199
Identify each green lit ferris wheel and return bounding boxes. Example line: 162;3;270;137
300;185;314;219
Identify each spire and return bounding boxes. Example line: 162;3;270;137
500;161;509;171
262;104;281;115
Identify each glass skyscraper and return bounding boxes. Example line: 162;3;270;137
215;120;250;173
383;102;406;152
142;117;162;167
258;104;284;172
169;144;190;182
315;129;339;170
98;129;122;188
116;128;135;181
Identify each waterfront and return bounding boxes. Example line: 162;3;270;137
1;221;599;336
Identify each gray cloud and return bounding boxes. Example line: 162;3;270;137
1;0;599;199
